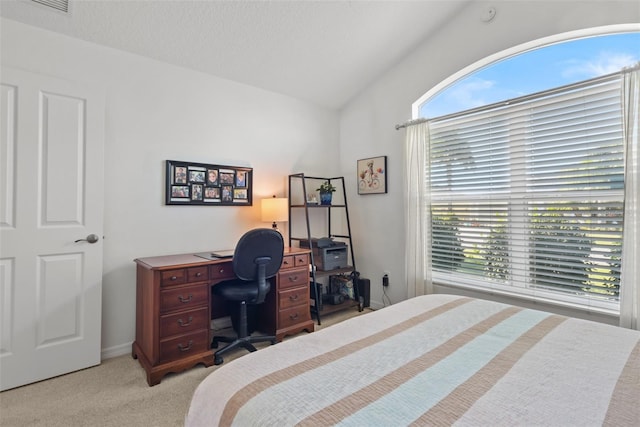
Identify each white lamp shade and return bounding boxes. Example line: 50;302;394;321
261;197;288;223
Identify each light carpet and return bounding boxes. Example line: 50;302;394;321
0;309;369;427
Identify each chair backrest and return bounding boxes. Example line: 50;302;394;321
232;228;284;283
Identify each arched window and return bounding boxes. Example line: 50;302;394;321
413;30;639;314
418;32;639;120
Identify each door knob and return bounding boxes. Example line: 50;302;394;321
75;234;99;244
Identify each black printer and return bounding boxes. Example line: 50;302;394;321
300;238;348;270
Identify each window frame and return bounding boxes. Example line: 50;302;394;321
412;28;638;316
424;72;626;315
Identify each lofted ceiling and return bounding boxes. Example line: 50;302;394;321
0;0;472;109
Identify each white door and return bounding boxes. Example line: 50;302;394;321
0;66;105;391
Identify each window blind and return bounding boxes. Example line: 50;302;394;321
428;75;624;310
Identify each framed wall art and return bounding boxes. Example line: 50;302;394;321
165;160;253;206
357;155;387;195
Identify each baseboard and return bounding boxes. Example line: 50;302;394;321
211;316;231;330
101;342;132;360
370;300;386;310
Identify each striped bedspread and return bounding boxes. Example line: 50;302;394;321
186;294;639;426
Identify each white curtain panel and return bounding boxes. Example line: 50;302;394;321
620;68;640;330
403;121;431;297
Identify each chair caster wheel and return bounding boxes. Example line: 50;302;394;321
270;339;276;345
211;341;218;349
214;355;224;365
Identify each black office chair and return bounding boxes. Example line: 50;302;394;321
211;228;284;365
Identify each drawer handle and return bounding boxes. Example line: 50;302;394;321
178;294;193;303
283;260;290;265
289;313;299;320
177;316;193;327
219;268;225;274
289;294;299;301
170;276;178;281
195;272;202;277
289;276;298;282
178;340;193;352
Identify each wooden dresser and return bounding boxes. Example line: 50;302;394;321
132;247;314;386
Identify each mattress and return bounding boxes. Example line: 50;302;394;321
185;294;639;426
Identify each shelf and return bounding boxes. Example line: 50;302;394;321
312;266;354;279
310;298;359;315
288;173;357;325
290;236;351;242
290;204;347;208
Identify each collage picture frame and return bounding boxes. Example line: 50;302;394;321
166;160;252;206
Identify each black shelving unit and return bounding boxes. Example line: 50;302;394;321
288;173;358;325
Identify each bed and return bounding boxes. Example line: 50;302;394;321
185;294;639;426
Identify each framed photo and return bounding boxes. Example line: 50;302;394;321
221;185;233;202
204;186;220;201
357;155;387;195
191;184;203;201
233;188;247;200
166;160;252;206
189;168;206;183
235;170;247;187
219;170;235;185
174;166;188;184
207;169;219;185
171;185;189;199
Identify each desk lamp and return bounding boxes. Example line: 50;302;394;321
261;195;288;233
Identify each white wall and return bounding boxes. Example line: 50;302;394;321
1;18;339;357
339;1;639;324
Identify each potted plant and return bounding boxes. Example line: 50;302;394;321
316;181;336;205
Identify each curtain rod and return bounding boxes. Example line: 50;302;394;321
395;118;428;130
394;64;638;131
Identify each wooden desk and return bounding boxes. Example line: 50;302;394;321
132;247;314;386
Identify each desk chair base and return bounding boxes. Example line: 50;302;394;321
211;334;276;365
211;300;276;365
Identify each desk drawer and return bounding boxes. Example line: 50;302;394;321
160;284;208;313
161;269;186;286
280;255;296;270
160;306;209;338
278;267;308;290
210;262;234;280
279;286;307;310
159;330;209;363
187;266;209;282
294;253;309;267
278;305;311;329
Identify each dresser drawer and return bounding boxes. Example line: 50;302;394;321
160;284;208;313
279;286;307;310
278;267;308;290
278;305;311;329
161;269;186;286
210;262;234;280
159;306;209;338
159;330;209;363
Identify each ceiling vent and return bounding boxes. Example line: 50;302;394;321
31;0;70;14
